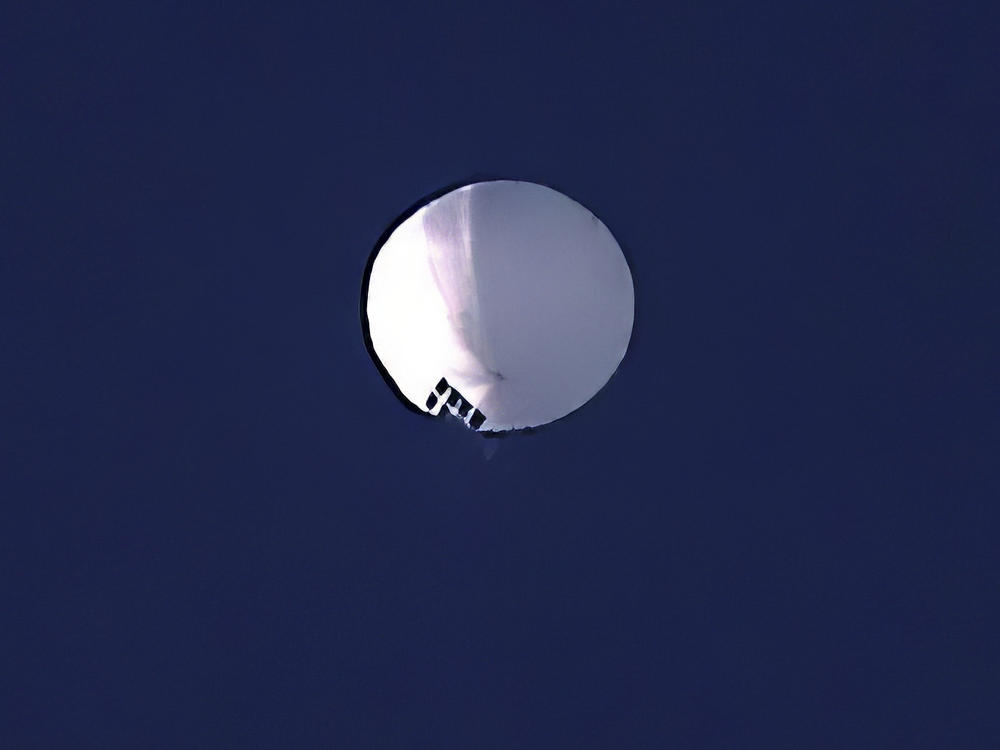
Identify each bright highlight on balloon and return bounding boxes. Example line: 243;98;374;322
362;180;634;432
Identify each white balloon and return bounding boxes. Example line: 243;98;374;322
363;180;634;432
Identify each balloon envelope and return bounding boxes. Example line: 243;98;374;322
363;180;634;432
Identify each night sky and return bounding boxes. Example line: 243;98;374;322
3;2;999;747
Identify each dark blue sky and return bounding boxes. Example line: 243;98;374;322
3;2;998;747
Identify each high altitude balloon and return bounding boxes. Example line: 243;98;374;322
362;180;634;432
